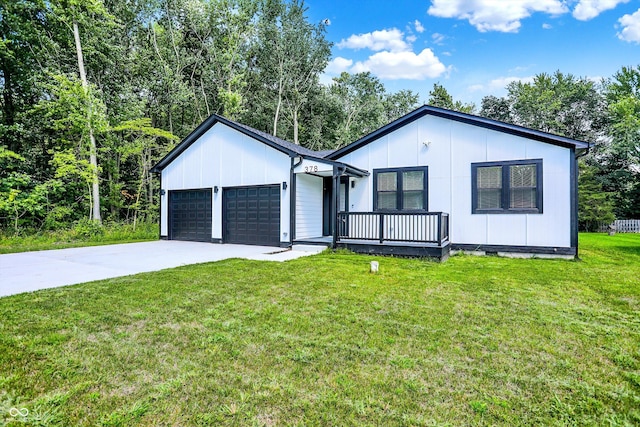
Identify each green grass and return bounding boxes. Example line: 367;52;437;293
0;222;159;254
1;233;639;426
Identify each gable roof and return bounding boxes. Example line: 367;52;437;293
151;114;318;173
326;105;591;160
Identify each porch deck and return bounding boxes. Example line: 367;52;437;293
336;239;450;260
294;211;451;260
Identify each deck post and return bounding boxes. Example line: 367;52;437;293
379;214;384;244
437;212;442;245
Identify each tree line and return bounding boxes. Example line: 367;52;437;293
1;0;638;232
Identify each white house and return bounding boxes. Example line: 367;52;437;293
151;106;589;259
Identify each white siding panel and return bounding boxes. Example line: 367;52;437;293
526;143;571;247
160;174;168;236
450;176;486;244
428;177;450;213
334;113;575;250
487;215;527;245
295;174;323;239
486;131;526;161
388;122;418;167
160;122;291;243
367;136;390;170
349;176;370;212
418;116;450;179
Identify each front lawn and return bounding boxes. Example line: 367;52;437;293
1;234;639;425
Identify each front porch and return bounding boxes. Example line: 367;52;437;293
291;156;450;260
295;211;451;260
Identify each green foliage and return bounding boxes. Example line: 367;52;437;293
598;66;640;218
0;221;158;253
501;71;606;141
578;163;616;231
428;82;476;114
73;218;104;238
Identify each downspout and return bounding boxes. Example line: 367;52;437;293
573;145;591;259
332;165;347;249
290;155;304;244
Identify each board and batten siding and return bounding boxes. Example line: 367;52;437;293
295;174;323;239
337;114;572;248
160;123;291;243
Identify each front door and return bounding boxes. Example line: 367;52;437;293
322;177;349;236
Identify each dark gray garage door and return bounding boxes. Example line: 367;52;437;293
169;189;212;242
223;185;280;246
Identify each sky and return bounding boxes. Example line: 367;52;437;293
305;0;640;106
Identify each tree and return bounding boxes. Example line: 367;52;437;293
50;0;115;222
111;118;178;228
578;163;615;231
250;0;331;143
505;72;606;142
328;72;386;147
32;74;109;221
479;95;512;123
428;83;476;114
600;66;640;217
383;89;420;123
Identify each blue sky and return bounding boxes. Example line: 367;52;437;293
306;0;640;106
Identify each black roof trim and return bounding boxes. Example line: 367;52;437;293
326;105;591;160
151;114;317;172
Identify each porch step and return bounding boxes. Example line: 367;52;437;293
292;244;328;253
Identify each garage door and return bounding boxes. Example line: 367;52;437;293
223;185;280;246
168;189;212;242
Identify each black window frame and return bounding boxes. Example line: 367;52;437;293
471;159;543;214
373;166;429;212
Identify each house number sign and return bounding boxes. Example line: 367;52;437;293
304;165;318;173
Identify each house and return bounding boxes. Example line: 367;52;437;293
151;105;590;259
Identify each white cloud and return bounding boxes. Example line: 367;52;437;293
427;0;568;32
432;32;446;44
325;57;353;74
351;49;447;80
542;23;552;29
618;8;640;43
573;0;629;21
407;35;418;43
337;28;409;52
415;20;425;33
469;76;535;93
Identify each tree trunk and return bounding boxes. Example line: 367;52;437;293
293;109;299;145
73;20;101;223
273;63;285;137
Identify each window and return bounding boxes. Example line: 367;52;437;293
472;159;542;214
373;167;428;211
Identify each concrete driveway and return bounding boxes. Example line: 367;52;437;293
0;241;325;298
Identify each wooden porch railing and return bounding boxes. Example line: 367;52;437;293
337;212;450;246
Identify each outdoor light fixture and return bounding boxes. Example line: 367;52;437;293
351;180;355;188
214;186;219;193
160;189;166;195
282;181;288;190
